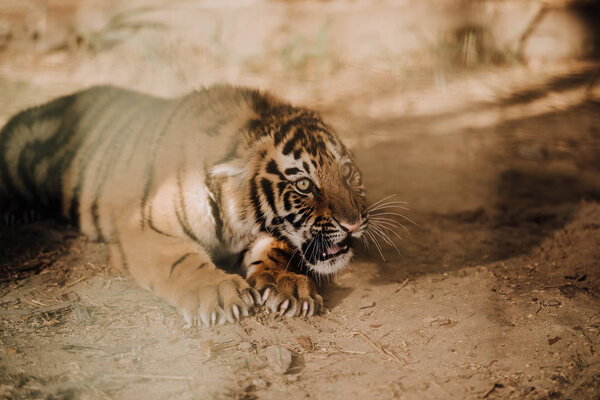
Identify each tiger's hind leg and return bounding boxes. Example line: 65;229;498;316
243;236;323;317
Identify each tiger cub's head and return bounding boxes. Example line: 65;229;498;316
248;102;368;275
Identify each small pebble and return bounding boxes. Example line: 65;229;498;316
200;340;214;360
296;336;313;351
252;378;268;389
548;336;561;345
266;345;293;374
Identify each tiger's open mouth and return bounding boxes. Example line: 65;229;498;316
309;236;352;264
317;236;351;262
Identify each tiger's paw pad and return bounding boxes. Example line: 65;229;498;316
178;275;261;327
250;273;323;317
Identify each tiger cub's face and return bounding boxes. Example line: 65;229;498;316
250;112;368;275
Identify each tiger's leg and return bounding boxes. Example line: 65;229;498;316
243;235;323;317
109;229;260;327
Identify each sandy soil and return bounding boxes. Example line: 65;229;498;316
1;1;600;399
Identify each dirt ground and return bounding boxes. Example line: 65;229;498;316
1;1;600;399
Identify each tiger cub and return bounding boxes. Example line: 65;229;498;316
0;85;368;326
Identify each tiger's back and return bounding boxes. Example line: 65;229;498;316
0;85;255;244
0;86;159;226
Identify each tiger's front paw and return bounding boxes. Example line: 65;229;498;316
171;270;261;327
244;238;323;317
247;270;323;318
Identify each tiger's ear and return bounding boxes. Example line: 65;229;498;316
210;159;247;177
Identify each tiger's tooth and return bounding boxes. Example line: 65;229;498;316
322;252;326;258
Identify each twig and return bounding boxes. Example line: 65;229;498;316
394;279;410;293
66;273;93;288
336;349;368;355
62;344;131;355
104;374;192;381
0;299;76;319
482;383;504;398
356;331;406;365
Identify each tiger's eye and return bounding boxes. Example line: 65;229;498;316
341;163;352;179
295;178;312;193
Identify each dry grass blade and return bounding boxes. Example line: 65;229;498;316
0;299;77;320
356;331;406;365
103;374;192;381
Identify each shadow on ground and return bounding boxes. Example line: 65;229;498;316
354;96;600;286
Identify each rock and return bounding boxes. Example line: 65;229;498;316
252;378;268;389
266;345;293;374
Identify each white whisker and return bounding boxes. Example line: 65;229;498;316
370;221;405;243
368;202;410;212
368;212;420;227
369;224;400;255
365;229;386;262
367;194;397;210
369;217;410;234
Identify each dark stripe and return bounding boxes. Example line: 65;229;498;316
260;178;277;215
109;214;129;272
147;204;174;238
302;162;310;174
282;128;304;155
141;99;189;227
90;98;153;240
274;115;305;146
169;253;194;278
250;175;266;230
115;237;129;273
69;197;80;225
276;181;287;196
284;167;300;175
174;161;200;242
68;90;126;226
72;93;134;235
125;100;166;169
283;191;293;211
175;206;199;242
266;159;284;179
7;94;78;205
91;202;104;241
205;169;224;243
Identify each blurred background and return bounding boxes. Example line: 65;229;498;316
1;1;600;399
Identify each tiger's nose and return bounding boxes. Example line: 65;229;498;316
340;220;361;232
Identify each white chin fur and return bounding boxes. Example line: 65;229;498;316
306;249;353;276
